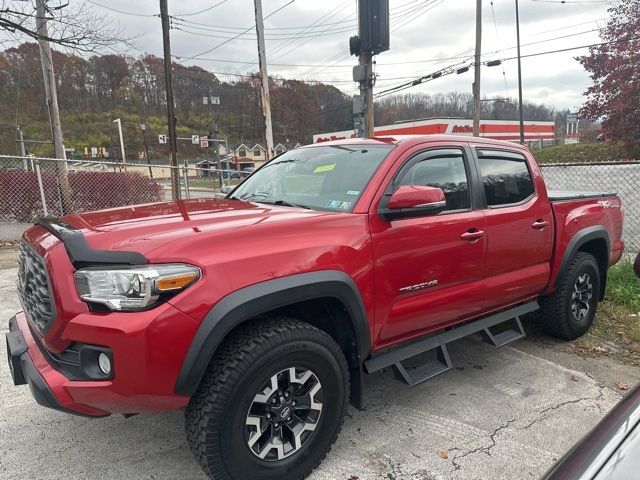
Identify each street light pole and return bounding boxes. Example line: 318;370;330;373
515;0;525;144
113;118;127;170
140;123;153;179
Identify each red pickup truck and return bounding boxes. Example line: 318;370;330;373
6;135;624;479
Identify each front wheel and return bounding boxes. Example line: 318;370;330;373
185;318;349;480
537;251;600;340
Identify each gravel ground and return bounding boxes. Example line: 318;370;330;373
1;247;639;480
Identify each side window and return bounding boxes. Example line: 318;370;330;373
397;152;470;211
477;151;534;207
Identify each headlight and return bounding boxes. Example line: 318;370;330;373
74;264;200;311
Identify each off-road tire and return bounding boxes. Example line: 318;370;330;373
184;317;349;480
537;251;600;340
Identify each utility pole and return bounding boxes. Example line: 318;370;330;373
351;1;389;138
359;47;374;137
112;118;127;170
515;0;525;144
473;0;482;137
253;0;274;160
160;0;181;200
35;0;72;212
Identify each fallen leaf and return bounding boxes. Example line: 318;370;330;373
437;449;449;459
593;346;606;354
615;382;630;391
571;375;578;382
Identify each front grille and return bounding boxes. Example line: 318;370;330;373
17;242;56;334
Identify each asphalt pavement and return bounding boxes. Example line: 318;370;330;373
1;247;638;480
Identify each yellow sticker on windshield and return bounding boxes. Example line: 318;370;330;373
313;164;336;173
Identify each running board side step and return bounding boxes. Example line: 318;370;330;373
364;301;538;386
392;345;453;387
482;317;526;347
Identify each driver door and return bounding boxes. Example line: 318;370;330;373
369;146;487;348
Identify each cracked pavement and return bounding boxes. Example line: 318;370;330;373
1;249;639;480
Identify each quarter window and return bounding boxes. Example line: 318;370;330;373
397;152;470;211
477;152;534;206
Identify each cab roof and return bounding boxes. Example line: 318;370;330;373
307;134;530;151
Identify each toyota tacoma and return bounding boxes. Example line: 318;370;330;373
6;135;624;479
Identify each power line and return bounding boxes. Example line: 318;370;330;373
171;22;355;41
175;0;296;62
495;35;640;61
248;3;354;73
172;0;227;17
86;0;158;17
531;0;611;4
172;16;356;31
490;0;509;97
391;0;445;33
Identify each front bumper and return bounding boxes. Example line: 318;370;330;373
6;316;105;417
6;308;195;417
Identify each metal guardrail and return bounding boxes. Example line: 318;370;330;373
1;155;638;252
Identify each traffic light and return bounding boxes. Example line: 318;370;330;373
357;0;389;55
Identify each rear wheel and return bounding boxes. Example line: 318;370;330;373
537;252;600;340
185;318;349;480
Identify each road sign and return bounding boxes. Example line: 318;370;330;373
191;135;200;144
158;134;167;144
203;96;221;105
200;139;208;148
567;113;578;122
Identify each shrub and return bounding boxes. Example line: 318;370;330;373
533;142;631;164
0;170;58;222
68;171;165;212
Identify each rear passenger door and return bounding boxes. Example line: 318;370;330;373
473;147;553;310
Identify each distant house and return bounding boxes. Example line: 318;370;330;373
274;143;287;156
195;141;303;172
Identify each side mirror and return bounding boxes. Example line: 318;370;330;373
380;185;447;220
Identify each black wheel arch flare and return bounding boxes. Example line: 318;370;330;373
555;225;610;300
174;270;371;406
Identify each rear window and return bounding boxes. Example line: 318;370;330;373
477;151;534;206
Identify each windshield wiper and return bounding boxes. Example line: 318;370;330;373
260;199;311;209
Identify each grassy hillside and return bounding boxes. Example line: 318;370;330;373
533;142;632;164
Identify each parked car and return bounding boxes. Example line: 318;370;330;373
231;167;255;179
544;383;640;479
6;135;624;480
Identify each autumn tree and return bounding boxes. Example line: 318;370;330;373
577;1;640;152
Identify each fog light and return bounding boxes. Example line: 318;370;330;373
98;352;112;375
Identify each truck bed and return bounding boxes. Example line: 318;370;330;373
547;190;617;201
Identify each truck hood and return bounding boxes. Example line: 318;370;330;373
61;198;334;256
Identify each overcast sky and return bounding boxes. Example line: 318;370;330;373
6;0;613;110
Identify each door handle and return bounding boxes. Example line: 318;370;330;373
531;219;548;230
460;229;485;242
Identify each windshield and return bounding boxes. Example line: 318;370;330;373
230;144;394;212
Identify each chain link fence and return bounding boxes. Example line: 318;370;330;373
1;155;638;253
0;155;240;225
540;161;640;253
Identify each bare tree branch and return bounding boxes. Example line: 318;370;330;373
0;0;137;53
